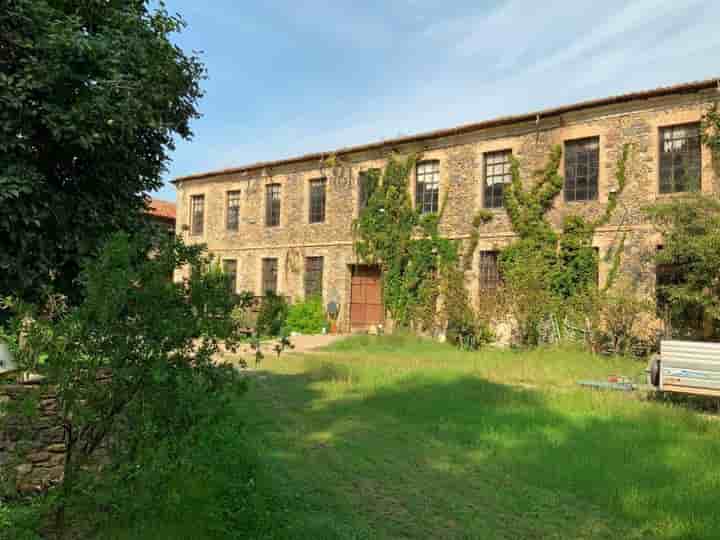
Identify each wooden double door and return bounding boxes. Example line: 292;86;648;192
350;265;383;332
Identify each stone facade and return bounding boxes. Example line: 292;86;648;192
174;82;720;331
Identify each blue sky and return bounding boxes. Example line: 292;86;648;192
154;0;720;201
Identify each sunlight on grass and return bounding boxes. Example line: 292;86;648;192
242;335;720;539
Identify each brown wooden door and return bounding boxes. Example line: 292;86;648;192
350;266;383;331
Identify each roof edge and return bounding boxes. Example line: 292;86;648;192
173;77;720;184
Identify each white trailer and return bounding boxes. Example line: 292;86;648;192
649;340;720;397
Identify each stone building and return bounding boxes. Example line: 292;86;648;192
173;78;719;333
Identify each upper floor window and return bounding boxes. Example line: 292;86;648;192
226;190;241;231
565;137;599;202
304;256;324;298
479;251;501;291
659;123;701;193
416;160;440;214
265;184;281;227
309;178;327;223
483;151;512;209
223;259;237;293
262;258;278;295
358;168;380;213
190;195;204;235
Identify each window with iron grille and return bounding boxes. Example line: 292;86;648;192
358;169;380;213
304;257;324;298
309;178;327;223
222;259;237;293
564;138;599;202
262;258;278;295
659;123;701;193
479;251;501;291
226;191;241;231
415;161;440;214
483;151;512;209
190;195;204;235
265;184;281;227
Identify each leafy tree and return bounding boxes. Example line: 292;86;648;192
0;0;204;303
0;233;244;536
645;193;720;339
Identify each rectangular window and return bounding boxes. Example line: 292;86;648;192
261;258;278;295
659;123;701;193
190;195;204;235
265;184;281;227
309;178;327;223
226;191;241;231
304;257;324;298
358;168;380;213
565;137;599;202
416;161;440;214
479;251;501;291
484;151;512;209
223;259;237;293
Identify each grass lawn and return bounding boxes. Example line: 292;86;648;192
241;335;720;539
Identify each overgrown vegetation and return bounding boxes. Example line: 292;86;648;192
285;296;328;334
0;233;248;538
255;292;289;337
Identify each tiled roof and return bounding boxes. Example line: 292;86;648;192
174;77;719;183
147;198;176;220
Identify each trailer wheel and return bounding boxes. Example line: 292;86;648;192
650;356;660;387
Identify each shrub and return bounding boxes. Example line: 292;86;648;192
256;292;289;337
442;266;494;350
285;296;328;334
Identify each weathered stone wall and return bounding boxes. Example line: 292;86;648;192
175;89;720;330
0;380;65;496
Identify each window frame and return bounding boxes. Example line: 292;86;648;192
226;190;241;231
222;259;238;293
261;258;278;295
190;194;205;236
483;150;512;209
309;178;327;224
304;256;324;299
659;123;702;194
564;137;599;202
415;160;440;214
479;251;501;291
358;168;380;214
265;184;281;227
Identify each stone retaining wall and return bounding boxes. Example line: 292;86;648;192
0;379;66;496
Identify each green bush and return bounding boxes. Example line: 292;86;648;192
256;292;289;337
285;296;328;334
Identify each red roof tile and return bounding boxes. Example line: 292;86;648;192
147;198;176;220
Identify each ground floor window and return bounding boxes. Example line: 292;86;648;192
262;258;278;295
223;259;237;293
305;257;324;298
479;251;501;291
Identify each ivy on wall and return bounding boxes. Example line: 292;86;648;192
353;153;458;329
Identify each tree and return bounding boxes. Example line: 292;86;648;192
645;193;720;339
1;233;244;536
0;0;204;304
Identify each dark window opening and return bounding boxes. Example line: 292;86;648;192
309;178;327;223
304;257;324;298
565;138;599;202
266;184;281;227
223;259;237;293
226;191;241;231
416;161;440;214
659;123;701;193
190;195;204;235
358;169;380;212
479;251;501;291
484;151;512;209
262;258;278;295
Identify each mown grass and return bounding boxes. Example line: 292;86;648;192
240;335;720;539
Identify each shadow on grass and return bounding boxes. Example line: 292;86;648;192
245;361;720;540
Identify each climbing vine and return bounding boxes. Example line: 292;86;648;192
353;153;458;330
